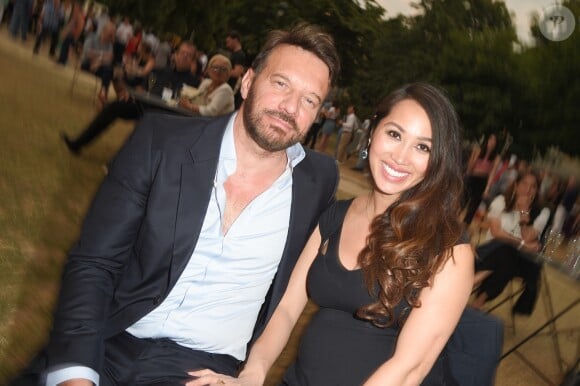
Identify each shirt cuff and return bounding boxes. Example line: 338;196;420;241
45;365;100;386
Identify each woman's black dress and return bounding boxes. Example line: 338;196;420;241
281;200;454;386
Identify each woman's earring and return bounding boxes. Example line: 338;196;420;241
360;148;368;160
360;137;371;160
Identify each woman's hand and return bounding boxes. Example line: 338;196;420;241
185;369;259;386
179;98;199;113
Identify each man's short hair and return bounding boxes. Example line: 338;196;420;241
251;22;340;88
226;30;241;41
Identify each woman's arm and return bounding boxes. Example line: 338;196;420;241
363;243;474;386
465;146;480;175
187;226;323;386
483;155;502;198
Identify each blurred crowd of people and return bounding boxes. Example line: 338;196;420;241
462;131;579;241
0;0;252;154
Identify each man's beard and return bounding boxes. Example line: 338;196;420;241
242;85;306;152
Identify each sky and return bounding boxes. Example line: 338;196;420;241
374;0;550;43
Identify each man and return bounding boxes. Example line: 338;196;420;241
225;30;247;109
61;41;201;155
13;23;340;385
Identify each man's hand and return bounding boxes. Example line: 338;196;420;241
186;369;259;386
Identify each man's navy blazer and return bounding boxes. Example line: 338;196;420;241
47;113;339;372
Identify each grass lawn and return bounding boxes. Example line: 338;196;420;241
0;30;134;382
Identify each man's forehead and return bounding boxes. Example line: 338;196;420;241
179;47;195;55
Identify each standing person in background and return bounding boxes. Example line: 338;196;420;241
56;0;83;65
142;27;159;54
114;16;133;65
351;118;372;171
0;0;9;24
189;82;473;386
302;102;327;149
32;0;63;57
462;133;501;225
316;101;339;153
225;30;247;109
123;22;142;62
335;104;358;163
9;0;33;41
77;1;96;49
197;48;208;73
154;33;173;70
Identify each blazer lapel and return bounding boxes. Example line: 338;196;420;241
265;162;318;316
170;115;230;285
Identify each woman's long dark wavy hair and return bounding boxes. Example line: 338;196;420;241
356;83;465;328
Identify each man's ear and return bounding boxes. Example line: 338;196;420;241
240;68;255;99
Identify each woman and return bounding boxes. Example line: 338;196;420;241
188;83;474;386
56;0;84;65
463;133;501;224
179;54;235;117
472;171;550;314
315;102;339;153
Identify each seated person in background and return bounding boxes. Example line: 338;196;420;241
179;54;235;116
189;83;474;386
80;21;116;103
154;33;173;70
61;41;200;155
112;41;156;96
472;171;550;315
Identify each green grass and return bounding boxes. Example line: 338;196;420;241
0;32;134;382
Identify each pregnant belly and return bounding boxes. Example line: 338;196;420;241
293;308;397;385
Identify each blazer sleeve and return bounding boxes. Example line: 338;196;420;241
46;115;159;372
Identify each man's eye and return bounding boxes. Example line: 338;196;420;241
302;97;317;109
273;80;287;89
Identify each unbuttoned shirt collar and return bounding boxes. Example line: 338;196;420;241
127;112;305;361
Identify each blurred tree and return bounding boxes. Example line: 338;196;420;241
98;0;577;157
408;0;518;141
516;0;579;157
